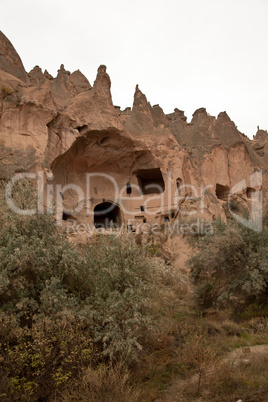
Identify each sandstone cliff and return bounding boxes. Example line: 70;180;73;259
0;31;267;228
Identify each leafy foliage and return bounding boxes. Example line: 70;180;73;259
0;180;159;398
1;180;267;400
78;236;153;360
188;220;268;315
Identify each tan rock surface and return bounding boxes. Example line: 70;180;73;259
0;31;267;229
0;31;28;83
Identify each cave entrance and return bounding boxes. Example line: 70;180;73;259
94;202;122;229
215;184;230;201
136;168;165;194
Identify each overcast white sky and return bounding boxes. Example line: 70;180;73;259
1;0;267;138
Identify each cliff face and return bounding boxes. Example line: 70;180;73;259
0;31;267;227
0;31;28;83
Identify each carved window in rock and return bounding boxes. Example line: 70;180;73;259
176;177;183;196
215;184;230;201
246;187;256;199
176;177;182;190
126;183;132;195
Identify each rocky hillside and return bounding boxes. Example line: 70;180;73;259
0;30;267;225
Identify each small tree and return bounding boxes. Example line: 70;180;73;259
181;332;217;394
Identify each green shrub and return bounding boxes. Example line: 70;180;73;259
188;221;268;316
0;180;162;398
0;313;94;400
77;236;154;361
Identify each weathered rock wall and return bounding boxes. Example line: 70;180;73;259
0;30;267;227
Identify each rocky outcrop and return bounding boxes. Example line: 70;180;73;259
253;129;268;163
0;30;267;228
0;31;28;83
0;68;57;176
50;64;91;110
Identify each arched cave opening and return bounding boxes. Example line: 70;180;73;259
126;183;132;195
176;177;182;191
94;202;122;229
215;184;230;201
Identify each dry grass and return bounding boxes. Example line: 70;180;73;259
159;346;268;401
55;364;142;402
205;351;268;401
157;314;268;402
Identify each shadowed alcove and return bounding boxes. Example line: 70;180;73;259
215;184;230;201
136;168;165;194
94;202;122;228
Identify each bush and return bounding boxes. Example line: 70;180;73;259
188;220;268;316
0;180;161;398
78;236;154;361
0;313;94;400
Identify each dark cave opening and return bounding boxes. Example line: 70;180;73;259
136;168;165;194
94;202;122;229
215;184;230;201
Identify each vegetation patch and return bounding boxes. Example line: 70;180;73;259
0;181;267;401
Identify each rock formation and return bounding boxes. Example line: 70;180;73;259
0;31;267;231
0;31;28;82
